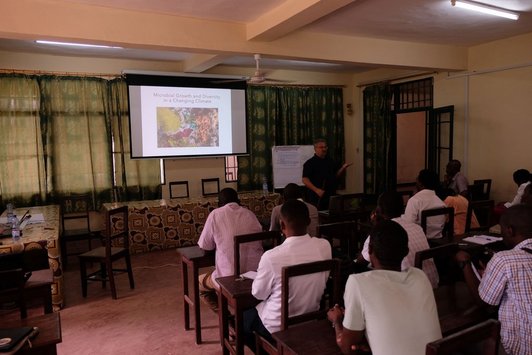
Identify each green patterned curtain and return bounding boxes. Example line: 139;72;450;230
108;79;161;201
363;83;393;195
39;76;113;208
238;85;344;191
0;74;46;207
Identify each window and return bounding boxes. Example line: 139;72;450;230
225;156;238;182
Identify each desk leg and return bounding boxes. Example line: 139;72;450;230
192;261;202;344
235;304;245;355
218;291;230;355
182;261;190;331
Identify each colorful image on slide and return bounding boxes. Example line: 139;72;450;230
157;107;219;148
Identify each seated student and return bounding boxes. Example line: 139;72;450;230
269;183;319;236
197;188;263;307
521;183;532;206
243;199;332;351
328;220;442;355
504;169;531;208
455;204;532;355
444;159;469;198
402;169;446;239
356;191;439;288
437;187;479;235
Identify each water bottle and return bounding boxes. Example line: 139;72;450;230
11;215;22;244
262;176;269;196
6;203;14;222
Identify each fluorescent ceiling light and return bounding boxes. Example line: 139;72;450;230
35;40;123;49
451;0;519;20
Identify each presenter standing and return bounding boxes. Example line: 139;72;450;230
302;138;351;210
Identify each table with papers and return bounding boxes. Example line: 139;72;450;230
0;205;64;310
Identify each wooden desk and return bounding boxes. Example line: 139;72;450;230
271;313;493;355
272;319;341;355
176;246;215;344
1;312;62;355
318;209;370;224
216;275;260;355
0;206;64;310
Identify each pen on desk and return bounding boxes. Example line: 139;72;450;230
20;209;30;223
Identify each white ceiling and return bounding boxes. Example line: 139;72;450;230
1;0;532;73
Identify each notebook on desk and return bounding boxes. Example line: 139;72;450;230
0;327;36;353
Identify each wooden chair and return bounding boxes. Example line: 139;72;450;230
465;200;494;234
169;181;189;199
255;259;341;354
415;243;459;285
59;193;98;268
415;243;487;332
397;189;414;207
78;206;135;299
421;207;454;243
233;231;282;276
0;268;27;318
201;178;220;196
471;179;492;201
317;221;359;260
0;254;53;319
426;319;500;355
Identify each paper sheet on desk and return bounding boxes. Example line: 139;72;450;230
463;235;503;245
240;271;257;280
20;214;45;229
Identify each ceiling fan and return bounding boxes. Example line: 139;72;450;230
248;54;288;84
247;53;292;84
210;54;292;85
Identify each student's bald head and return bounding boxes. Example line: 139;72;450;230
500;204;532;242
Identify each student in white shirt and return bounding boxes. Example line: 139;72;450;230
504;169;531;208
402;169;446;239
328;220;442;355
242;199;332;351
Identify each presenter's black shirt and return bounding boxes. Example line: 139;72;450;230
302;154;339;209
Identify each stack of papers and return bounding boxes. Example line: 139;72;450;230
462;235;503;245
239;271;257;280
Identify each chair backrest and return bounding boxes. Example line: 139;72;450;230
471;179;492;201
0;268;27;318
317;221;359;259
421;207;454;241
104;206;129;256
169;181;190;199
415;243;459;290
233;231;282;275
426;319;500;355
465;200;494;234
201;178;220;196
59;193;92;231
414;243;459;271
281;259;340;330
397;190;414;207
